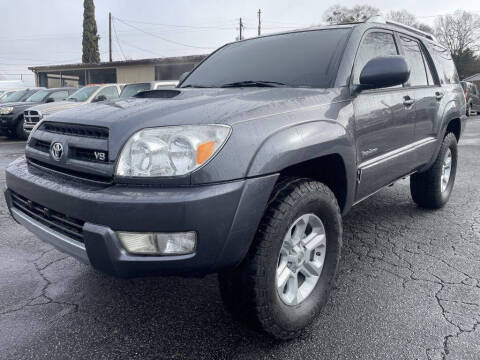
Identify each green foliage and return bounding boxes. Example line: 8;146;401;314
82;0;100;63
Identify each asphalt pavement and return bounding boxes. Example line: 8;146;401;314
1;119;480;359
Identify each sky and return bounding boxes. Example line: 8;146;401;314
1;0;479;85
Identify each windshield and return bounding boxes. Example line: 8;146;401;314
26;89;50;102
67;86;100;102
120;83;150;98
1;90;29;103
181;29;350;89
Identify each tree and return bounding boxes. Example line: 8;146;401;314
323;4;380;24
434;10;480;78
82;0;100;63
386;10;434;33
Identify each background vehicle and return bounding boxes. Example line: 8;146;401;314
0;88;45;137
5;20;466;339
0;88;27;103
119;81;179;98
23;84;123;134
0;87;76;139
460;81;480;116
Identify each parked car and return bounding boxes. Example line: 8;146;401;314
0;88;27;103
0;88;46;138
0;88;76;139
23;84;123;135
119;81;179;98
5;19;466;339
460;81;480;116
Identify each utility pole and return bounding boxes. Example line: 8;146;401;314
109;12;112;62
239;17;244;40
257;9;261;36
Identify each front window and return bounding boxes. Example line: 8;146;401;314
67;86;100;102
25;89;50;102
181;29;351;89
120;83;150;98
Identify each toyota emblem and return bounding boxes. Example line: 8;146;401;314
50;142;64;161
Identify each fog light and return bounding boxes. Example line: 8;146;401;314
117;231;196;255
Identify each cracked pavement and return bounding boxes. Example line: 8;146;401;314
0;119;479;359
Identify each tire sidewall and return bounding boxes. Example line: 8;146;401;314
262;187;342;331
438;134;458;203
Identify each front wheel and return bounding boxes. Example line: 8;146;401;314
410;132;458;209
218;179;342;339
15;117;27;140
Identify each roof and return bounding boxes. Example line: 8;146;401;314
29;55;207;72
463;73;480;82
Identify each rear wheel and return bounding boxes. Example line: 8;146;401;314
410;132;457;209
218;179;342;339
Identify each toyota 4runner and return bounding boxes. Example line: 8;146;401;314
4;19;466;339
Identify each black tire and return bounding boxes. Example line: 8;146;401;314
410;132;457;209
15;117;27;140
218;178;342;340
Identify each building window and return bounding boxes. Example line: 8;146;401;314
155;63;198;81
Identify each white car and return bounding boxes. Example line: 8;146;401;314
119;81;178;98
24;84;123;134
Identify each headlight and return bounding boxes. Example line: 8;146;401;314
116;125;231;177
0;106;14;115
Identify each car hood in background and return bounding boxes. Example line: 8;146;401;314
27;100;86;116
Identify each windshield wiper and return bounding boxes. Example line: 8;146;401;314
220;80;287;88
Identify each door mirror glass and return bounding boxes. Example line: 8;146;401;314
359;56;410;90
94;94;107;102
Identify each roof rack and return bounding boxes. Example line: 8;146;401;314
366;15;437;41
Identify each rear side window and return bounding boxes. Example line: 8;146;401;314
427;44;460;85
399;36;428;86
353;32;398;84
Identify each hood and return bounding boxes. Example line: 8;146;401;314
1;101;39;108
28;100;84;116
47;88;343;139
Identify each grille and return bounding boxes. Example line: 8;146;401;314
69;147;108;163
40;122;109;140
30;139;50;153
24;110;41;124
11;191;85;242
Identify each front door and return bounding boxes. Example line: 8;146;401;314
352;30;416;201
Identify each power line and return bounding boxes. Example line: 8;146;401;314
112;18;127;60
113;16;216;50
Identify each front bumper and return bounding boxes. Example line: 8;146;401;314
0;114;15;132
5;157;278;277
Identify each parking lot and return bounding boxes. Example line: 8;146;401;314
0;118;478;360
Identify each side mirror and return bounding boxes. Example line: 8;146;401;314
45;97;55;103
94;95;107;102
178;72;190;83
359;56;410;90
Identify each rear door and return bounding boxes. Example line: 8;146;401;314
396;34;440;167
352;30;416;201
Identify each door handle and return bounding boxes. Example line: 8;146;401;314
435;91;444;100
403;96;414;106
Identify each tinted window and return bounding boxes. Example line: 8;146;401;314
50;90;69;101
399;36;428;86
427;44;459;84
97;86;119;100
182;29;351;89
120;83;150;98
354;32;398;84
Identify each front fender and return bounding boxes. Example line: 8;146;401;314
246;120;356;212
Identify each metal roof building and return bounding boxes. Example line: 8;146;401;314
29;55;207;88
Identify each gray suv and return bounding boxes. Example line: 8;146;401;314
4;19;466;339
